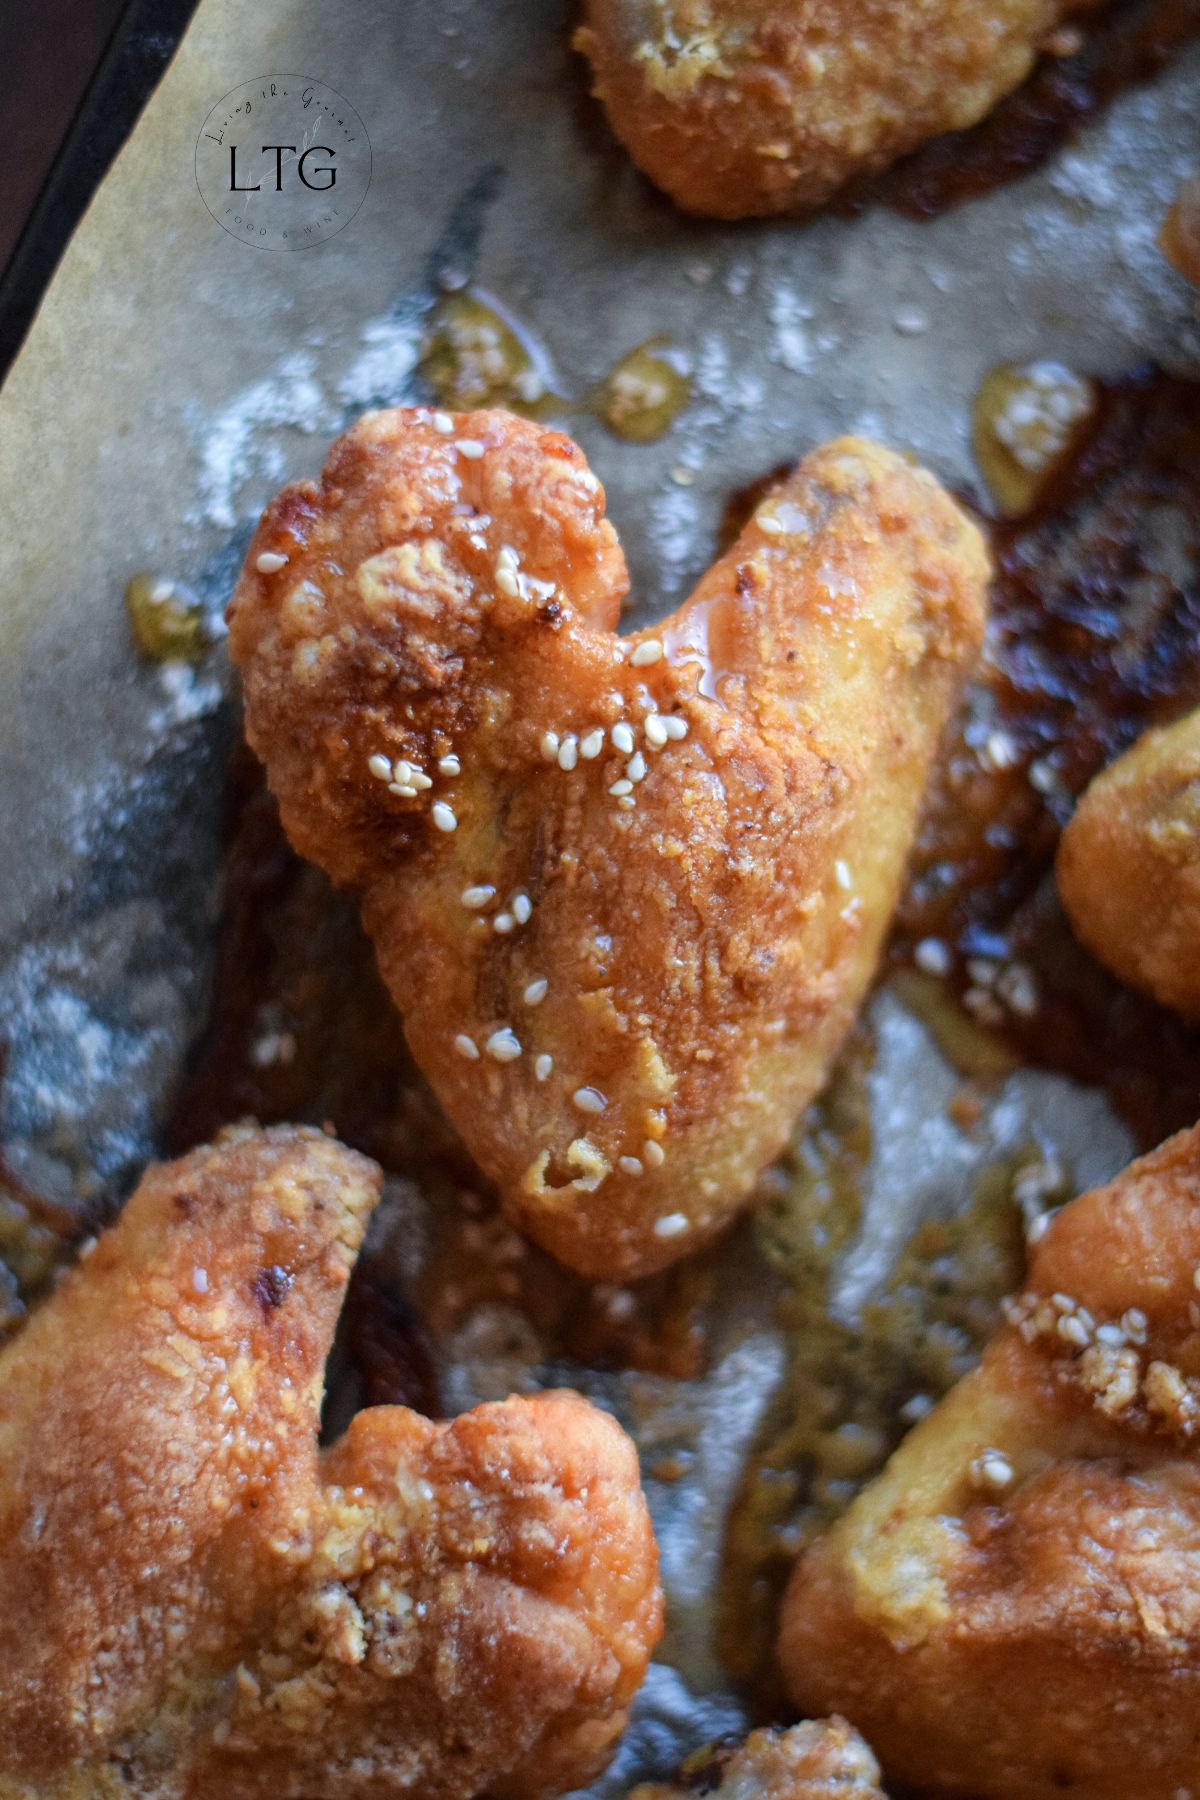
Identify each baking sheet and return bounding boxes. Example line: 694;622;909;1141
0;0;1197;1787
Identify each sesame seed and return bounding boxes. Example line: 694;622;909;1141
439;754;462;776
495;547;520;598
617;795;636;810
982;729;1020;771
643;1140;665;1168
835;859;852;890
408;770;433;791
1122;1307;1148;1344
627;751;647;782
653;1212;689;1238
524;978;548;1005
540;731;560;762
393;759;413;785
612;722;635;754
664;716;688;740
969;1449;1014;1492
757;512;783;535
455;439;485;459
368;754;393;782
914;937;951;976
462;884;496;908
630;639;664;667
580;728;605;760
256;551;289;574
493;912;515;934
573;1086;607;1114
1057;1314;1091;1347
557;735;579;771
618;1155;644;1176
512;892;532;924
432;802;458;833
486;1028;522;1062
535;1053;553;1081
644;715;668;748
389;783;419;798
432;411;454;433
454;1034;480;1060
610;779;634;797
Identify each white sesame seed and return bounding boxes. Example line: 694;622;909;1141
1122;1308;1148;1344
535;1053;553;1081
664;716;688;740
389;783;419;798
1029;758;1058;795
540;731;560;762
834;859;852;890
524;978;548;1005
757;512;784;535
256;550;289;574
612;722;635;754
618;1155;644;1176
630;639;664;667
192;1266;209;1293
454;1034;480;1060
486;1028;522;1062
610;779;634;797
393;759;413;785
643;1140;665;1168
557;735;579;771
439;754;462;776
969;1449;1014;1492
914;937;952;976
653;1212;689;1238
1057;1314;1091;1347
462;884;496;909
432;802;458;833
368;753;393;782
573;1086;607;1115
408;770;433;791
432;411;454;433
644;715;668;748
495;547;520;598
627;752;647;782
580;728;605;760
617;796;636;810
512;892;532;924
455;439;485;459
982;729;1020;771
493;912;515;934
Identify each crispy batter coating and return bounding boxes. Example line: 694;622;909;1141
628;1720;886;1797
1162;175;1200;289
574;0;1099;218
779;1122;1200;1800
0;1125;661;1799
227;409;987;1280
1057;707;1200;1018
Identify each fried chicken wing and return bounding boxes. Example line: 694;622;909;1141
227;409;988;1280
628;1720;886;1797
779;1123;1200;1800
1057;707;1200;1018
574;0;1099;219
0;1125;661;1799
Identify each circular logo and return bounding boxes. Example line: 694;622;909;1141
195;76;371;251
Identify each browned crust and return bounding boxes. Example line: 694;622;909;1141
574;0;1100;219
780;1122;1200;1800
0;1127;661;1798
1057;707;1200;1018
628;1718;886;1797
227;407;988;1280
1162;174;1200;289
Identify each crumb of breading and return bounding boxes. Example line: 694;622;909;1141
0;1126;661;1799
227;407;987;1281
1057;706;1200;1019
574;0;1103;218
628;1719;886;1797
780;1122;1200;1800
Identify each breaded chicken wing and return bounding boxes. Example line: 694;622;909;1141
574;0;1099;218
227;410;987;1280
0;1125;661;1799
779;1122;1200;1800
1057;707;1200;1018
628;1719;886;1797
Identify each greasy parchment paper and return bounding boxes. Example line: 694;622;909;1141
0;0;1198;1787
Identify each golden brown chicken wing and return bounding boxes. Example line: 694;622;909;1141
628;1719;886;1797
1057;707;1200;1018
779;1122;1200;1800
574;0;1099;219
227;409;988;1281
0;1125;661;1799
